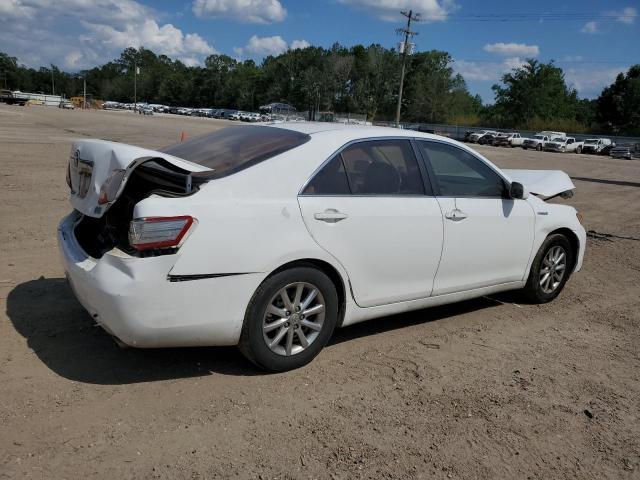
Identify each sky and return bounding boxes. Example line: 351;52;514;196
1;0;638;103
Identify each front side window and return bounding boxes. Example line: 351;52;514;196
418;141;507;198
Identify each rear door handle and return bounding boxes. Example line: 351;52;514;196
445;209;467;221
314;209;348;223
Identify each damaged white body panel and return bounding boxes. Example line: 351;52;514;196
502;169;575;198
58;124;586;364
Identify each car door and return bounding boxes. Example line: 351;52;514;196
298;139;444;308
416;140;535;296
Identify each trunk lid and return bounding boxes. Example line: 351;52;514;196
68;139;211;218
502;169;575;198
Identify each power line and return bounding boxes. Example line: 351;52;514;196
419;12;638;23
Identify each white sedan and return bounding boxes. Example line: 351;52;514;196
58;124;586;371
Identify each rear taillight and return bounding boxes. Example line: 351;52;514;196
98;169;126;205
128;216;195;251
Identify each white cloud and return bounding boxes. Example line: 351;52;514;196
82;19;215;59
234;36;311;57
454;57;526;82
192;0;286;23
607;6;638;25
564;66;628;98
483;42;539;57
0;0;35;18
0;0;216;69
290;39;311;50
338;0;457;22
581;21;598;34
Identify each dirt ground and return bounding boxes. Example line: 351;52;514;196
1;103;639;479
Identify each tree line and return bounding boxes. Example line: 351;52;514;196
1;46;638;135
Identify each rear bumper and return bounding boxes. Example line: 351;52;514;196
57;212;262;347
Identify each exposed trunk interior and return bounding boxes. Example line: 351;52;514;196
73;159;205;258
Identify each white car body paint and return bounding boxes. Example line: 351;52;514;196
58;123;586;348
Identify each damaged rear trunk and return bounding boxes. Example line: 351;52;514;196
74;159;206;258
67;138;211;258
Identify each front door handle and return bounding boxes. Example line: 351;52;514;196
445;209;467;221
314;209;348;223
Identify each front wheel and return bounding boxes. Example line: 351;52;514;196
239;267;339;371
522;234;573;303
576;146;582;154
537;144;542;151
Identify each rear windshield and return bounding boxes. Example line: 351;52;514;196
161;125;310;179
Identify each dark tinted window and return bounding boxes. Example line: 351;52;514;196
161;125;310;179
340;140;425;195
302;155;350;195
418;141;507;197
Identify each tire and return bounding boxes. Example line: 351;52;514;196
238;267;339;371
537;144;542;151
560;146;566;153
522;234;574;304
576;146;582;154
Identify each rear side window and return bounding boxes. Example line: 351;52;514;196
302;139;426;196
302;155;350;195
161;125;310;179
345;140;426;195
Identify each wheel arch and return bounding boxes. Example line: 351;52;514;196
548;227;580;272
266;258;348;327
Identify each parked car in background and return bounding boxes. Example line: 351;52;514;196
477;132;499;145
582;138;613;155
610;143;640;160
509;133;526;148
138;105;153;115
468;130;498;143
523;134;551;151
544;137;583;153
59;123;585;371
59;100;75;110
0;89;27;105
489;132;524;148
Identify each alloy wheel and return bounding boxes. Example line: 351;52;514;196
262;282;325;356
539;246;567;294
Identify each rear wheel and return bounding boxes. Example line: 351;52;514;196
522;234;573;303
576;146;582;154
239;267;338;371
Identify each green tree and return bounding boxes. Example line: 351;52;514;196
596;65;640;135
490;60;579;128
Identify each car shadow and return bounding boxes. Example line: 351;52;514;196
6;277;507;385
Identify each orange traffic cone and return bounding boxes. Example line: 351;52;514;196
180;131;187;142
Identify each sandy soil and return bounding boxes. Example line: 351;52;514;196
1;103;639;479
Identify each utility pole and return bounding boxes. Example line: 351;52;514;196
51;65;55;95
395;9;420;128
134;64;138;112
83;75;86;109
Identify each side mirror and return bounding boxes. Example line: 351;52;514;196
509;181;527;199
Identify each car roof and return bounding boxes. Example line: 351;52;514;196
264;121;448;143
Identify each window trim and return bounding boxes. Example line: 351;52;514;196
298;136;434;197
415;138;512;199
